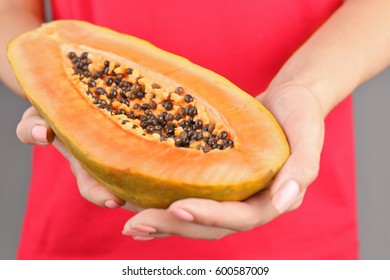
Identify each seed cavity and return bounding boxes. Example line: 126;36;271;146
67;51;234;152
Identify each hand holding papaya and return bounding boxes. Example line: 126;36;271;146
121;84;325;240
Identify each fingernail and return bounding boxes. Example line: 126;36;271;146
104;200;122;209
272;180;300;213
131;224;157;233
170;208;194;222
32;125;48;143
133;236;154;241
122;224;157;236
122;229;151;237
122;224;157;240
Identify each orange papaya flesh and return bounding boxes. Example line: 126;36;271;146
65;50;234;152
7;20;290;208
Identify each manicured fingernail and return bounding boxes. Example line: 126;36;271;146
131;224;157;233
32;125;48;143
122;224;156;236
133;236;154;241
104;200;122;209
122;229;151;236
272;180;300;213
170;208;194;222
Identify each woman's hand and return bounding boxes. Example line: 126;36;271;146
15;106;127;209
122;84;325;240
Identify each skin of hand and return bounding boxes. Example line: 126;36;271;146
5;0;390;240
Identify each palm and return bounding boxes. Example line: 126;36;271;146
122;85;325;239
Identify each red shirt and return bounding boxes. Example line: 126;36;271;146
17;0;358;259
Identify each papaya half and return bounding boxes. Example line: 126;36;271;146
7;20;290;208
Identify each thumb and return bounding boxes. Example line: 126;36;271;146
16;106;55;145
258;87;325;213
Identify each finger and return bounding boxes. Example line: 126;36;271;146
52;138;74;161
123;208;235;240
51;138;126;209
68;157;126;208
16;106;55;145
122;202;144;213
166;188;280;232
122;223;171;240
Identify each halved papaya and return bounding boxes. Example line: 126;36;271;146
7;20;289;208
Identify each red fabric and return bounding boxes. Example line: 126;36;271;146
17;0;358;259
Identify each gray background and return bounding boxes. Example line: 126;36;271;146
1;69;390;260
0;0;390;259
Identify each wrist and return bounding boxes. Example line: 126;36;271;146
265;76;331;119
266;58;359;117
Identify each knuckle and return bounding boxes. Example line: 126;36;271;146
21;106;35;118
77;183;104;208
16;121;32;144
291;199;303;211
301;156;320;184
76;177;92;200
77;184;89;200
15;122;26;143
288;195;305;212
168;199;187;209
